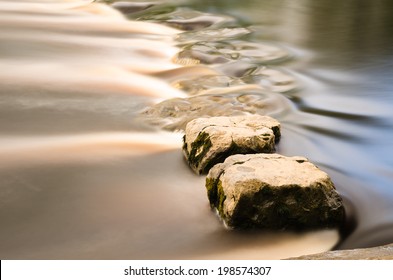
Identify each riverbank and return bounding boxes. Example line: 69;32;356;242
289;243;393;260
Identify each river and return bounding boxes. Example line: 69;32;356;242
1;0;393;259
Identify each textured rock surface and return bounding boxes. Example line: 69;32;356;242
288;243;393;260
206;154;345;229
183;115;280;174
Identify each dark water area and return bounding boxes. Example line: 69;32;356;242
184;0;393;249
1;0;393;259
127;0;393;249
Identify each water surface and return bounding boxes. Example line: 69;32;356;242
1;0;393;259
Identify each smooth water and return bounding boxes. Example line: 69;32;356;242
1;0;393;259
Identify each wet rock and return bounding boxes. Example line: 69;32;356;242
166;13;234;31
178;27;251;43
206;154;345;230
183;115;280;174
137;8;236;31
176;41;289;65
111;2;155;14
140;91;292;131
288;243;393;260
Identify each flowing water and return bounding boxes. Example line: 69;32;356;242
1;0;393;259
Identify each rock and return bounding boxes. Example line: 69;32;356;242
288;243;393;260
140;91;291;131
111;2;155;14
206;154;345;230
182;115;281;174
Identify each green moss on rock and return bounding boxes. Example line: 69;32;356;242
186;131;212;172
205;177;218;207
216;180;226;217
206;177;227;217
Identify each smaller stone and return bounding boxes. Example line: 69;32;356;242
182;115;280;174
206;154;345;230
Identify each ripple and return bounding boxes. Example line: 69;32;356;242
109;0;298;96
172;74;244;95
175;40;289;65
169;64;299;95
152;8;236;31
140;90;293;131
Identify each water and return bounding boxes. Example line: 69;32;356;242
0;0;393;259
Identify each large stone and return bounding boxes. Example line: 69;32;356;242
288;243;393;260
182;115;280;174
206;154;345;230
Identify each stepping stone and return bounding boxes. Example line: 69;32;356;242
182;115;280;174
206;154;345;230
